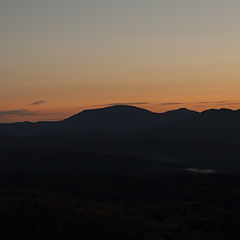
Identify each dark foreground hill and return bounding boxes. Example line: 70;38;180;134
0;173;240;240
1;105;240;173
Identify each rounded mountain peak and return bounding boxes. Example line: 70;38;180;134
65;105;154;121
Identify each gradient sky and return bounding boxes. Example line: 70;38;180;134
1;0;240;122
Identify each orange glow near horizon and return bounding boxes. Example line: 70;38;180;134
1;1;240;122
1;99;240;123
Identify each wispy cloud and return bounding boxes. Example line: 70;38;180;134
92;102;149;107
107;102;148;106
215;101;240;106
198;101;210;104
31;100;46;106
156;102;184;106
197;101;240;106
0;109;38;117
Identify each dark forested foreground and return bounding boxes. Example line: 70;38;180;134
0;173;240;239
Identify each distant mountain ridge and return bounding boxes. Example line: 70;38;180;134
0;105;240;136
1;105;240;173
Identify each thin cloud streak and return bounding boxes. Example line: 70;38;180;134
31;100;46;106
92;102;149;108
154;102;184;106
159;102;184;106
196;101;240;106
0;109;38;117
108;102;149;106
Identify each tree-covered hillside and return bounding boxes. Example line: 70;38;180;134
0;173;239;239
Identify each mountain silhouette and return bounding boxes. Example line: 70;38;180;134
1;105;240;173
0;105;240;137
66;105;155;121
62;105;159;132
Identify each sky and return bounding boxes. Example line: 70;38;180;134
1;0;240;122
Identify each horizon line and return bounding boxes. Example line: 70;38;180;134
0;104;239;124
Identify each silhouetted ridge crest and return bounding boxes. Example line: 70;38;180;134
200;108;240;120
66;105;154;121
62;105;158;132
201;108;234;114
163;108;198;114
1;105;240;136
161;108;199;121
